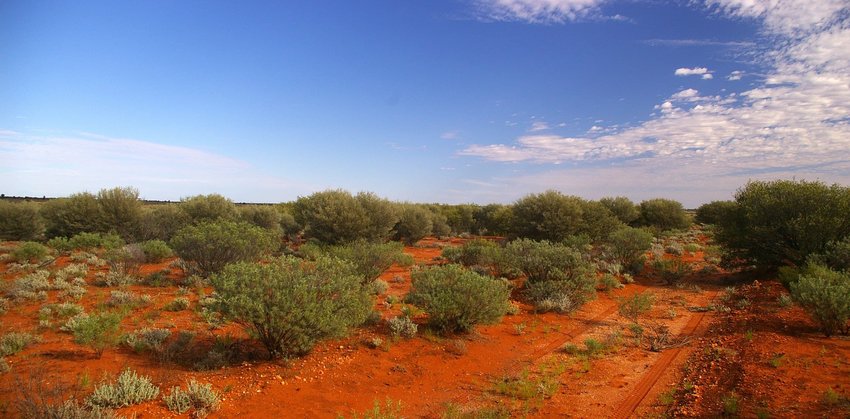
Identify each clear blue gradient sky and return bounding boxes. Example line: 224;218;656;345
2;1;848;207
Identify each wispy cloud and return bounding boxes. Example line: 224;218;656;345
529;121;550;132
440;131;461;140
0;131;306;201
728;70;744;80
642;38;756;47
473;0;608;24
674;67;711;76
460;1;850;205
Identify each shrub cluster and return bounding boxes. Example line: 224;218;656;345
211;255;372;358
300;240;412;283
71;311;123;358
139;240;174;262
636;198;690;231
163;380;221;416
0;201;43;241
602;227;653;274
293;190;399;244
170;220;278;276
407;264;510;334
394;205;433;245
715;180;850;269
11;242;50;263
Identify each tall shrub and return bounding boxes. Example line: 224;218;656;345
510;190;584;241
715;180;850;269
599;196;640;225
179;194;238;224
0;201;43;241
136;204;191;241
40;192;103;238
211;256;371;358
170;220;278;276
293;190;370;244
394;205;433;245
637;198;690;231
97;187;142;240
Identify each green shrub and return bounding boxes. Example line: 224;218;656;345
818;236;850;271
11;242;50;263
510;191;585;241
604;227;653;274
525;277;596;313
429;210;452;238
300;240;411;283
0;201;44;241
599;196;640;225
715;180;850;269
653;258;691;285
139;240;174;262
637;198;690;231
163;380;220;415
473;203;514;236
0;332;40;357
239;205;283;233
170;220;278;276
136;204;191;241
87;368;159;408
387;315;418;338
618;293;654;323
407;264;509;334
442;239;499;267
164;297;190;312
394;205;433;245
40;192;104;239
579;200;626;243
211;255;371;358
790;263;850;336
505;239;593;283
179;194;239;224
293;190;399;244
68;232;124;251
71;311;122;358
97;187;142;240
694;200;737;225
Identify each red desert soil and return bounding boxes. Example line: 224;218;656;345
1;235;846;418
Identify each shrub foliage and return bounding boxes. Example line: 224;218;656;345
790;263;850;337
407;264;510;334
170;220;278;276
0;201;43;241
211;256;372;358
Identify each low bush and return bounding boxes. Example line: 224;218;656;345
164;380;221;416
300;240;412;283
211;255;372;358
525;277;596;313
139;240;174;262
387;315;418;338
87;368;160;408
170;220;278;276
618;293;654;324
0;201;43;241
603;227;653;274
71;311;123;358
790;263;850;336
68;232;125;251
505;239;593;283
0;332;41;357
407;264;509;334
123;328;171;353
164;297;190;312
11;242;50;263
653;258;691;285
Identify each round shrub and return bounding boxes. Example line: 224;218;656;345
599;196;640;225
637;198;690;231
510;190;585;241
0;201;44;241
97;187;142;241
170;220;278;276
293;190;399;244
71;311;123;358
394;205;433;245
715;180;850;269
604;227;654;274
11;241;50;262
407;264;510;334
300;240;411;283
211;256;372;358
136;204;191;241
239;205;283;233
790;263;850;337
179;194;239;224
68;232;124;251
694;200;737;225
505;239;593;283
40;192;104;239
139;240;174;263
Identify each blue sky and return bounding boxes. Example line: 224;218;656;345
2;0;848;207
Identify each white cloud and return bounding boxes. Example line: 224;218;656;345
675;67;710;76
474;0;607;23
0;131;306;201
701;73;714;79
728;70;744;80
530;121;550;131
642;39;756;47
460;1;850;204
